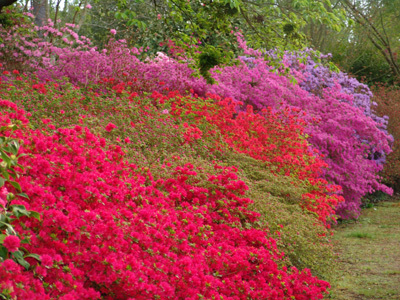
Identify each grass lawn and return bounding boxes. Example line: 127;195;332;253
329;196;400;299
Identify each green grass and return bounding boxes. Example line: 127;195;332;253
345;232;374;239
329;196;400;299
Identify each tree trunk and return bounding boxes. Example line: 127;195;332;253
33;0;48;27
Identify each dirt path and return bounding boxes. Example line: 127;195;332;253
330;197;400;299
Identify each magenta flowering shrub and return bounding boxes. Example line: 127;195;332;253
208;55;392;218
0;14;206;92
273;49;393;165
0;100;330;299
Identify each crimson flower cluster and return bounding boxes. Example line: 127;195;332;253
0;100;330;299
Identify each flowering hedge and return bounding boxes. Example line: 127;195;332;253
0;99;331;299
1;17;389;218
0;7;391;298
0;73;340;280
273;49;392;164
207;38;393;218
154;92;343;226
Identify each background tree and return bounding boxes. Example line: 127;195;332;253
304;0;400;85
64;0;347;54
33;0;48;27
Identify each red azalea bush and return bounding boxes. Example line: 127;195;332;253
0;73;342;226
155;91;344;226
0;100;331;299
0;75;340;279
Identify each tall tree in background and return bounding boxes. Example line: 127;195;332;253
304;0;400;84
33;0;48;27
345;0;400;82
70;0;346;54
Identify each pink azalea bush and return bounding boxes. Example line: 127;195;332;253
207;37;393;218
0;99;331;299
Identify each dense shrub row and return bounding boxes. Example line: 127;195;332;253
209;37;393;218
0;81;335;298
0;9;396;299
1;74;339;279
3;19;389;218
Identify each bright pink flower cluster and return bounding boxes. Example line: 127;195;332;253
0;101;330;299
3;236;20;253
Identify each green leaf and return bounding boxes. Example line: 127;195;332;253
0;246;7;260
11;205;30;218
10;181;21;192
12;250;23;258
0;234;6;243
9;141;19;156
24;253;41;261
17;193;29;199
0;177;5;188
1;169;10;181
0;150;11;165
29;211;41;221
0;221;16;234
13;251;30;270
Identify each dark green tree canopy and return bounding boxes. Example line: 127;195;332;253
0;0;18;12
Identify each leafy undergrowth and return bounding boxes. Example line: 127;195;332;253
330;195;400;299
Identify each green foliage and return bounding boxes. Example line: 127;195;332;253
362;191;389;208
0;128;40;270
68;0;347;57
0;13;13;28
309;0;400;84
223;151;337;281
197;45;235;83
0;131;24;193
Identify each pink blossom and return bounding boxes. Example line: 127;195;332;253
86;4;92;9
105;123;117;132
0;187;7;209
110;29;117;35
3;235;20;253
41;254;53;267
